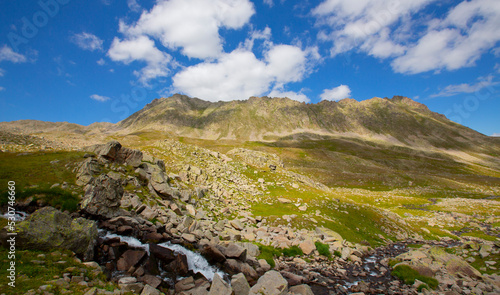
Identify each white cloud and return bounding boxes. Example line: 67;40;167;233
320;85;351;101
172;44;316;101
268;89;310;103
97;58;105;66
0;86;5;92
108;35;172;84
313;0;434;57
430;75;498;97
314;0;500;74
0;68;4;76
121;0;255;59
71;32;104;51
0;45;27;63
263;0;273;7
127;0;141;12
90;94;111;102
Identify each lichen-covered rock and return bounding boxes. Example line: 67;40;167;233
209;273;232;295
81;174;124;218
16;206;97;260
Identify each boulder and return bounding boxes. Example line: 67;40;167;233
231;273;250;295
249;270;288;295
201;243;227;264
224;243;247;261
224;259;259;283
149;244;176;263
117;147;143;167
15;207;97;260
281;271;306;286
141;284;161;295
81;174;124;218
299;240;315;255
176;277;196;293
288;285;314;295
208;273;232;295
76;158;101;186
117;250;147;271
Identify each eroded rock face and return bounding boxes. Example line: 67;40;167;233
16;206;97;260
81;174;124;218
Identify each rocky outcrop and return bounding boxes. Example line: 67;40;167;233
81;174;125;218
15;206;97;260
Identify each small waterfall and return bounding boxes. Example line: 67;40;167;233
99;230;225;281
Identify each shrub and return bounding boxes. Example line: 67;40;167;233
282;246;303;257
257;245;282;268
315;241;331;258
391;265;438;289
334;250;342;257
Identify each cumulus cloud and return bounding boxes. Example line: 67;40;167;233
70;32;104;51
0;45;27;63
320;85;351;101
430;75;498;97
97;58;105;66
90;94;110;102
121;0;255;59
108;35;172;84
314;0;500;74
173;44;317;101
268;89;310;103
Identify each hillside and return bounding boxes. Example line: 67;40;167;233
118;94;496;151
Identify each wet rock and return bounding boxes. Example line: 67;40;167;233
149;244;176;263
281;271;306;286
224;259;259;283
117;250;147;271
201;243;226;264
176;277;196;293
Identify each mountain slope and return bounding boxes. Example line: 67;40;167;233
118;94;495;152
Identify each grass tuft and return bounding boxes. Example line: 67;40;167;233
391;264;438;289
315;241;331;258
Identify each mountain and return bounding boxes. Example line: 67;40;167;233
118;94;495;151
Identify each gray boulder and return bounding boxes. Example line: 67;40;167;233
287;285;314;295
81;174;124;218
231;273;250;295
16;207;97;260
208;274;232;295
249;270;288;295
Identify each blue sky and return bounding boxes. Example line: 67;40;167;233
0;0;499;136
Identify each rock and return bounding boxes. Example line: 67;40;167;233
182;233;197;243
278;198;292;204
14;207;97;261
201;244;227;264
480;244;492;258
186;204;196;216
209;273;232;295
258;259;271;272
118;147;143;167
249;270;288;295
224;259;259;283
141;284;161;295
119;277;137;284
224;243;247;261
81;174;124;218
288;284;314;295
231;273;250;295
299;240;315;255
176;277;196;292
149;244;176;263
95;140;122;160
120;282;145;293
171;253;190;276
281;271;305;286
140;275;162;289
230;219;244;231
117;250;147;271
140;207;158;220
